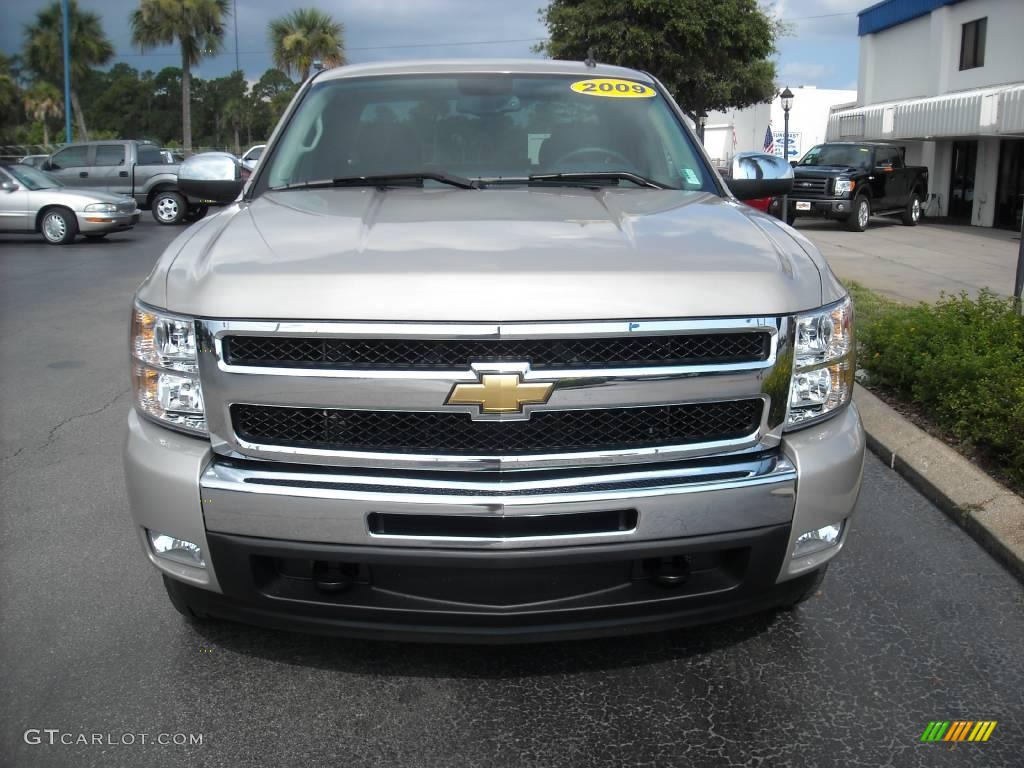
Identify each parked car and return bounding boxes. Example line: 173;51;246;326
40;140;206;225
781;141;929;231
240;144;265;171
128;60;863;642
0;163;140;244
19;154;50;169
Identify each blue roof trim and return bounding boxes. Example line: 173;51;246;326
858;0;964;36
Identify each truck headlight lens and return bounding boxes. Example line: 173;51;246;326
834;178;855;196
84;202;117;212
786;295;854;428
131;304;207;435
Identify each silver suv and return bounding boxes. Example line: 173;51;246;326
125;60;864;642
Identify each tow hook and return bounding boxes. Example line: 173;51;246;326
650;556;690;588
312;561;355;593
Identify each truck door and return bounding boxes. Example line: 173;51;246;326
46;144;93;188
862;147;886;206
878;147;908;209
92;144;131;195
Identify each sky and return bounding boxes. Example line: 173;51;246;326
0;0;867;93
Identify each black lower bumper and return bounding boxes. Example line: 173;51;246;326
174;524;813;643
775;198;852;217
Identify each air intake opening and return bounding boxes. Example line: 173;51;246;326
367;509;638;538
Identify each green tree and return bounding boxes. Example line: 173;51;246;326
23;0;113;141
0;54;23;144
536;0;782;118
131;0;230;154
23;81;63;146
249;67;299;136
269;8;346;82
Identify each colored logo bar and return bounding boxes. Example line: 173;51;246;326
921;721;997;742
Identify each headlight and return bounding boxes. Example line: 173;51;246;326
131;303;207;435
786;295;854;429
84;202;117;212
834;178;855;196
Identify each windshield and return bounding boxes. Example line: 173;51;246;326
259;73;712;192
5;164;62;190
799;144;873;170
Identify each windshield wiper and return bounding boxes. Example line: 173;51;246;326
526;171;669;190
270;171;478;191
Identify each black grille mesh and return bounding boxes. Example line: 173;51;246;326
224;333;769;370
792;177;830;199
231;400;764;455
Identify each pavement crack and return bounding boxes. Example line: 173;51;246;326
1;387;129;463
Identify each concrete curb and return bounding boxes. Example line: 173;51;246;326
854;384;1024;582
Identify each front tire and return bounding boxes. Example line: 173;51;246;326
40;207;78;244
902;193;922;226
152;190;187;225
846;195;870;232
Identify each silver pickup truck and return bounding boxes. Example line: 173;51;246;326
42;140;206;225
125;60;865;642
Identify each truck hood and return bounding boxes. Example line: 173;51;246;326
794;165;861;177
151;187;840;321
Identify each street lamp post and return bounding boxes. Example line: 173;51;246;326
780;87;794;223
697;111;708;144
61;0;72;143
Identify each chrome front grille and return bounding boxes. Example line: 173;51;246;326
196;318;792;472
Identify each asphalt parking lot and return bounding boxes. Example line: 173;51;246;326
1;218;1023;767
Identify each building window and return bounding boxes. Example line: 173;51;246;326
959;17;986;71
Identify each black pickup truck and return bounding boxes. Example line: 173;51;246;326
778;142;928;232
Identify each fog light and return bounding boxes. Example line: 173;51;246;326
148;530;206;568
836;203;845;211
793;522;843;558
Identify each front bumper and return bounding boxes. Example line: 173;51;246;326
76;210;140;233
773;198;852;217
124;404;864;640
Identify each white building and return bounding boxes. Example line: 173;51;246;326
703;87;857;167
827;0;1024;229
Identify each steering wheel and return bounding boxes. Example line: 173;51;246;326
551;146;636;171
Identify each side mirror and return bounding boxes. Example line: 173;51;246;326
0;180;18;192
177;151;244;205
725;152;794;200
790;160;798;168
41;160;53;171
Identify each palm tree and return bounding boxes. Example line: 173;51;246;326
24;82;63;147
131;0;230;155
23;0;113;141
269;9;346;82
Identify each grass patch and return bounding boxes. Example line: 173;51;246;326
845;282;1024;489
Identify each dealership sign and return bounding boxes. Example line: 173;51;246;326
772;131;801;159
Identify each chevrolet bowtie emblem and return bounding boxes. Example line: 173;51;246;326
446;373;554;414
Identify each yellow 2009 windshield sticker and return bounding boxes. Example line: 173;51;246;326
570;78;656;98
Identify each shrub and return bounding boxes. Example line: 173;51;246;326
853;287;1024;486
